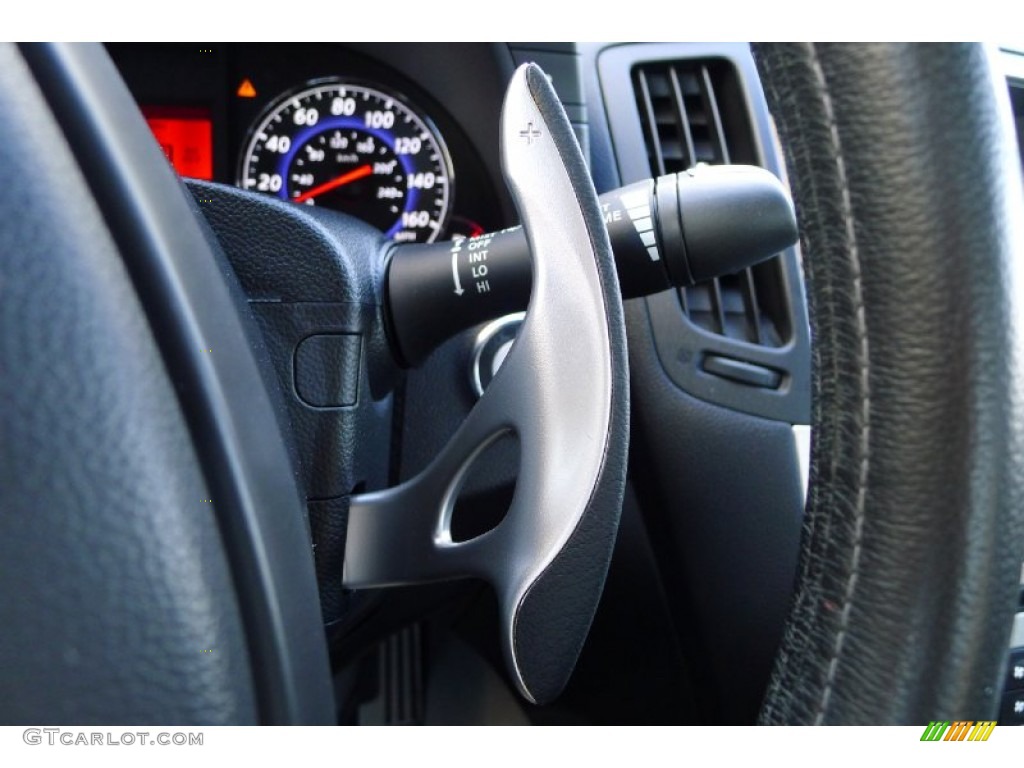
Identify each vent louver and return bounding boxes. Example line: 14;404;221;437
633;60;788;348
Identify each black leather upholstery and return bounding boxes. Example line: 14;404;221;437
752;43;1024;724
0;42;334;724
0;43;256;725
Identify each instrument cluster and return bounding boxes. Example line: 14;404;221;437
108;43;502;242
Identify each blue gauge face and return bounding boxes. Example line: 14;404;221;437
238;81;453;243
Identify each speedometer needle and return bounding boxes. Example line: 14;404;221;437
293;164;373;204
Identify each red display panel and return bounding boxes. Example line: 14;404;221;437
141;106;213;180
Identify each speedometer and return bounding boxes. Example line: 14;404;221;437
238;80;453;243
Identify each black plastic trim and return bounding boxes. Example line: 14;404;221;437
598;43;810;425
702;354;782;389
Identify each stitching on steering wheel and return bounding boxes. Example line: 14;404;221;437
805;42;872;725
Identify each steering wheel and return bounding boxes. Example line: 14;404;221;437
0;42;1020;724
751;43;1023;723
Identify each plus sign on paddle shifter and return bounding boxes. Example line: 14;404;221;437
519;122;541;144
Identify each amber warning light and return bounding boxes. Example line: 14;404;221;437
237;78;257;98
141;106;213;181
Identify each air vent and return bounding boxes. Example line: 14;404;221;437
633;60;789;348
1009;81;1024;167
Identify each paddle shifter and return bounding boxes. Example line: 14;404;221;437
343;64;629;704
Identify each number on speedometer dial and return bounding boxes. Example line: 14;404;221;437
238;81;453;243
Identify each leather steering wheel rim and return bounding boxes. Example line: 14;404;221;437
0;42;333;724
753;43;1024;724
0;42;1020;725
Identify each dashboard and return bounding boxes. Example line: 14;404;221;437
105;41;1024;725
108;42;1024;244
107;43;510;242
